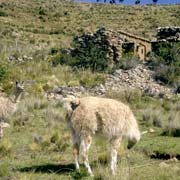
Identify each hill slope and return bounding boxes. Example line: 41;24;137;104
0;0;180;55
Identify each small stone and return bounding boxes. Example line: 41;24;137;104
159;162;170;168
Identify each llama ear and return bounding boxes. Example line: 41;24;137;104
0;122;10;128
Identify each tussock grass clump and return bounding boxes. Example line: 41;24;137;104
117;55;140;70
13;96;49;127
0;162;11;178
0;139;12;156
43;106;64;124
30;132;70;152
106;88;142;105
163;112;180;137
71;168;89;180
142;108;163;127
79;70;105;88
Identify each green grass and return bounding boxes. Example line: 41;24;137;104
0;93;179;179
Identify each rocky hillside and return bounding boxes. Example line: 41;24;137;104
49;64;173;98
105;64;172;97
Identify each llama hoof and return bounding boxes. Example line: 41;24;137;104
89;173;94;177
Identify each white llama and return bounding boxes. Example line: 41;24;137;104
0;81;24;138
64;96;140;176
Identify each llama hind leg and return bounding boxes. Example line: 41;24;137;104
81;135;93;176
109;138;121;175
73;143;80;170
72;134;80;170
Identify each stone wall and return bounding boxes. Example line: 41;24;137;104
71;27;125;64
157;27;180;41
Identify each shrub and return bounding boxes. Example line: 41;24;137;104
38;7;47;15
51;42;108;72
50;47;59;55
150;42;180;85
0;10;8;17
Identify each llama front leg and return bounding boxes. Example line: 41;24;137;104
81;135;93;176
0;122;10;138
0;125;3;138
110;148;118;175
110;138;121;175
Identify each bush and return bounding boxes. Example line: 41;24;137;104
38;7;47;15
0;10;8;17
150;42;180;85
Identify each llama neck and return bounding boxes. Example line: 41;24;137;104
10;90;22;103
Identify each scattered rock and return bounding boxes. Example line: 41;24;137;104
167;157;179;163
159;162;170;168
149;128;155;133
8;55;33;63
105;64;172;97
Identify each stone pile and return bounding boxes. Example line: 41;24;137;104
105;64;172;97
8;55;33;63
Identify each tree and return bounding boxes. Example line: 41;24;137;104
96;0;143;4
109;0;116;4
152;0;158;4
135;0;141;4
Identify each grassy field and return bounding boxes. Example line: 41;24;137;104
0;0;180;179
1;92;180;180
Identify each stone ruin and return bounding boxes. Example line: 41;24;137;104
70;27;134;64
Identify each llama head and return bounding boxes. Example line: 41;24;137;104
64;96;80;112
15;81;24;93
127;126;141;149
